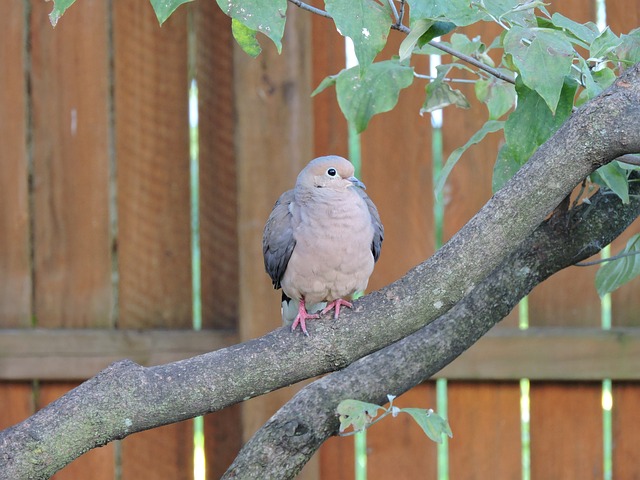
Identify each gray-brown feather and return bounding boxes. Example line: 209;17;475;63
262;190;295;289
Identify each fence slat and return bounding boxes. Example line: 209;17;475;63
0;0;30;329
30;0;113;329
0;0;34;443
530;383;603;478
196;2;239;331
115;0;192;329
449;382;522;479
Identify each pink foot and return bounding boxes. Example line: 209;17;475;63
291;299;320;336
321;298;353;319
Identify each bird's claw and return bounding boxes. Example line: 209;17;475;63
321;299;353;319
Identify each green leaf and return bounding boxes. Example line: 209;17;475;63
492;76;576;190
596;234;640;297
231;19;262;57
150;0;194;25
335;60;414;133
407;0;487;26
615;29;640;66
593;162;630;204
590;27;622;59
311;74;339;97
475;76;516;119
549;13;598;46
506;76;576;162
417;21;458;48
576;60;616;105
325;0;391;70
337;399;385;433
475;0;539;27
434;120;505;197
216;0;287;53
504;26;575;113
48;0;76;27
400;19;434;62
400;408;453;444
422;80;470;113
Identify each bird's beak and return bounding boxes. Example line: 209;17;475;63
347;176;366;190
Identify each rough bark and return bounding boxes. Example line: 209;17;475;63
224;172;640;478
0;64;639;480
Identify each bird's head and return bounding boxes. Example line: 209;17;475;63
296;155;366;192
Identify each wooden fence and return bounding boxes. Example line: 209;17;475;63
1;0;639;478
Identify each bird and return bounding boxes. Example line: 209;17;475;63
262;155;383;335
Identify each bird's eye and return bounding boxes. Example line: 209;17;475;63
327;168;337;177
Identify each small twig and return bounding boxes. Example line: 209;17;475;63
387;0;400;24
427;40;516;84
398;0;406;26
287;0;332;19
414;73;478;83
575;250;640;267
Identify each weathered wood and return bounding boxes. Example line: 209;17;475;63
0;0;30;329
449;382;522;479
1;327;638;381
530;383;603;478
0;329;237;380
30;0;112;328
437;327;640;380
115;0;192;329
196;0;239;331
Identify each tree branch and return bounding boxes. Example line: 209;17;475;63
1;65;639;479
224;172;640;479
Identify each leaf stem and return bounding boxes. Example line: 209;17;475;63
287;0;332;19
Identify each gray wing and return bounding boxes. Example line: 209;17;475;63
354;187;384;262
262;189;296;289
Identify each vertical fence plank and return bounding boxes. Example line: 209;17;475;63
115;0;192;329
114;1;193;477
193;1;243;476
311;6;349;159
0;0;30;328
530;383;603;478
30;0;113;329
0;0;34;441
448;382;521;479
196;3;238;331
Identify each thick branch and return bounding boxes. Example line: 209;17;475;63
225;173;640;479
1;65;639;479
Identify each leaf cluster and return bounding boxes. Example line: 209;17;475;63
337;394;452;444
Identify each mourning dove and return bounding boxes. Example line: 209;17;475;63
263;155;384;335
